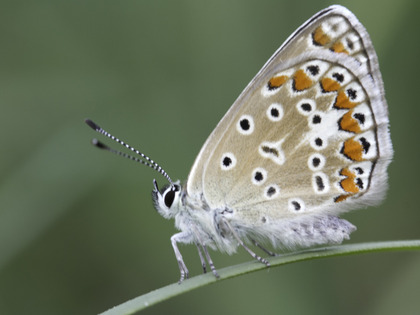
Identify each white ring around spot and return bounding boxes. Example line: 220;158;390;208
220;152;237;171
296;99;316;116
288;198;305;212
264;184;280;199
236;115;254;135
308;153;326;171
310;136;327;150
312;172;330;194
266;103;283;122
252;167;267;185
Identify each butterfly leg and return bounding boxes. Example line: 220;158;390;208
251;238;276;257
195;242;207;274
224;220;270;266
171;232;190;283
192;226;220;278
201;244;220;279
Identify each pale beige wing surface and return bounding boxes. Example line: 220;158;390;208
186;5;392;224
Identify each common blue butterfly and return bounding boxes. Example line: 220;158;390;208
86;5;393;282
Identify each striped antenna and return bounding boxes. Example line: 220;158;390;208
85;119;175;188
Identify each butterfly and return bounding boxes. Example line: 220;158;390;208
86;5;393;283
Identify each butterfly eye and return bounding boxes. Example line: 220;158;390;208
163;185;180;208
164;189;175;208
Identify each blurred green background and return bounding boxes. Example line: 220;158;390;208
1;0;419;314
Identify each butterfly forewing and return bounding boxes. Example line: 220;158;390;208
186;6;392;227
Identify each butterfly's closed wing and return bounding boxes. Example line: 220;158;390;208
88;5;393;281
186;6;392;233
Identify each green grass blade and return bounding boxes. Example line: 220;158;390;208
99;240;420;315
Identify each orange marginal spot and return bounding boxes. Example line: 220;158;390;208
334;194;351;203
330;41;349;54
321;77;341;92
339;168;359;194
341;138;364;161
268;75;288;90
293;69;312;91
312;27;331;46
339;110;361;133
334;90;358;109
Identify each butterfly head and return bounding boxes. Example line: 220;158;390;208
152;179;182;219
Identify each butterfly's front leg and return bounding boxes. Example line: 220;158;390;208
171;232;191;283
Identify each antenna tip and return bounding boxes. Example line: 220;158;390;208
91;138;108;149
85;119;100;131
